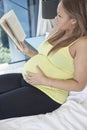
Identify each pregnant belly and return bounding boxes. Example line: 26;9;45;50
22;54;71;79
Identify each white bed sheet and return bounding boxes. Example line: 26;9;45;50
0;86;87;130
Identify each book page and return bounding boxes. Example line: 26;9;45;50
0;20;23;51
5;10;26;41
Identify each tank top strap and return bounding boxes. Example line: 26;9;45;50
68;37;80;47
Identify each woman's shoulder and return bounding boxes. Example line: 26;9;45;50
75;36;87;53
75;36;87;47
70;36;87;48
70;36;87;57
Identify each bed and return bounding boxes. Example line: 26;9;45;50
0;86;87;130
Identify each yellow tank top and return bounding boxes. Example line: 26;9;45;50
22;40;75;104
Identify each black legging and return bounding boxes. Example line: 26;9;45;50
0;73;61;120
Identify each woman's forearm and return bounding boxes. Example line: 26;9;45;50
44;77;85;92
25;66;86;92
17;41;38;57
26;48;38;57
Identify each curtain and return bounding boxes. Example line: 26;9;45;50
28;0;39;37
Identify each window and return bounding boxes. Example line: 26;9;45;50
0;0;39;63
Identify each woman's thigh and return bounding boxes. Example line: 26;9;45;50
0;73;23;94
0;85;61;119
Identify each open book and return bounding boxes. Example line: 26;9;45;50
0;10;26;51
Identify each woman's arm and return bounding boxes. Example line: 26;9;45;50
17;28;56;57
17;41;38;57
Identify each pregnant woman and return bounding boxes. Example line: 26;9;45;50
0;0;87;120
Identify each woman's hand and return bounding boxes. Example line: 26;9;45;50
24;66;48;86
16;41;38;57
17;41;30;55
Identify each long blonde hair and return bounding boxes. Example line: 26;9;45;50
48;0;87;54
